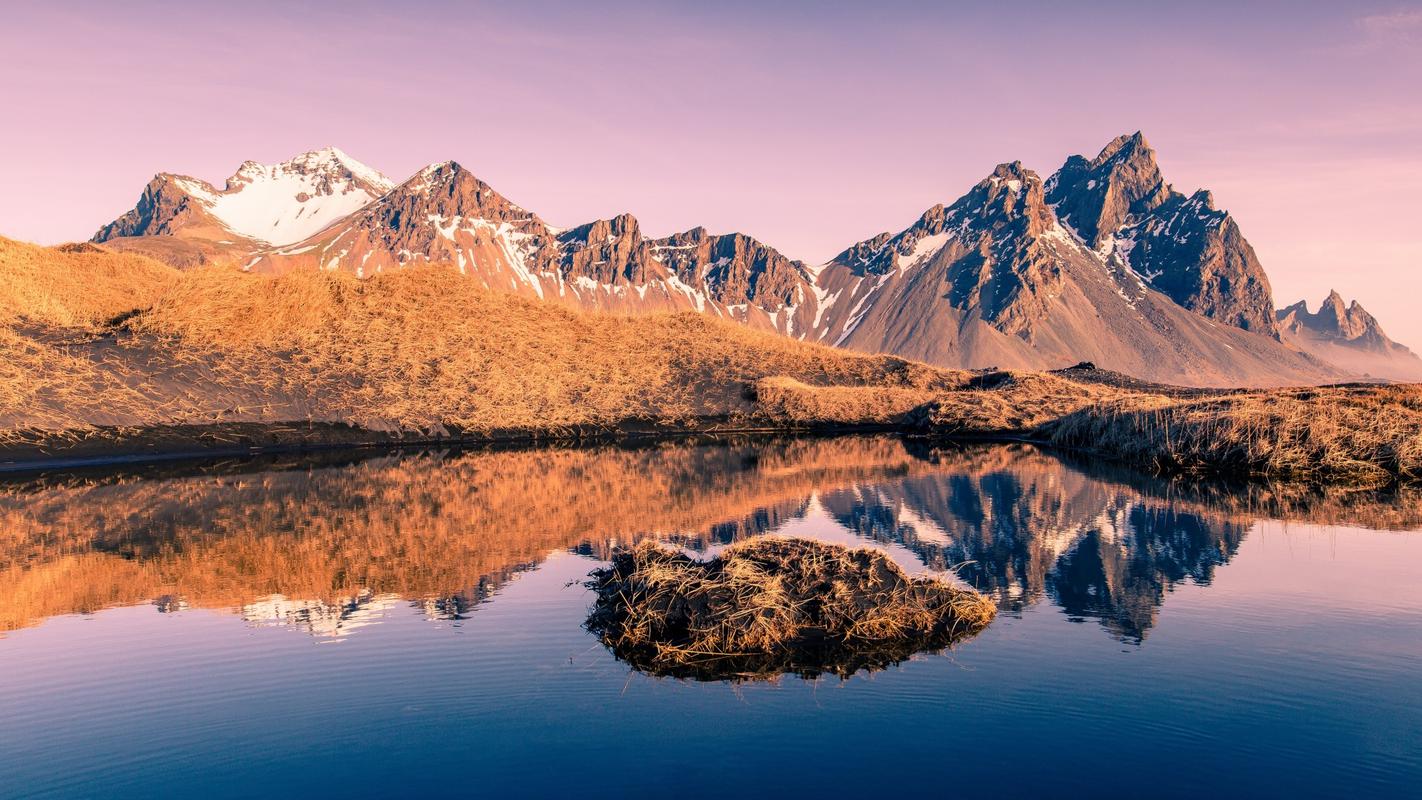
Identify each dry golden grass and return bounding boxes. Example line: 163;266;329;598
1044;385;1422;484
765;370;1422;484
0;236;176;327
750;375;939;426
106;264;957;434
2;243;1419;485
585;537;996;680
0;238;180;434
0;256;962;437
759;370;1125;434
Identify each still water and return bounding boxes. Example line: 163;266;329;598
1;437;1419;798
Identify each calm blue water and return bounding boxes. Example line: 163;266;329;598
0;438;1418;799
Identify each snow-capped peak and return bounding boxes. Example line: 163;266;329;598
190;147;393;246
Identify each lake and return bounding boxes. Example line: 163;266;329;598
1;436;1419;798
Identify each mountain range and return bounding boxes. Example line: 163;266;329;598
1278;291;1422;381
90;134;1415;386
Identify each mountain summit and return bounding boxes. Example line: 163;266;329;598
1045;133;1278;336
244;161;811;326
93;148;393;262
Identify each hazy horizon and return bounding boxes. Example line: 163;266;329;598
4;0;1419;346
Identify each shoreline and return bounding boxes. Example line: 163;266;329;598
1;413;1408;489
0;419;929;475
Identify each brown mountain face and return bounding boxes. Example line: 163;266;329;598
93;174;231;241
1278;292;1422;381
650;227;806;311
557;214;655;285
250;161;559;283
1047;133;1172;247
90;174;252;267
1046;133;1278;337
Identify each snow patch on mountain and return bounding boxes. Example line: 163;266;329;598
193;148;393;246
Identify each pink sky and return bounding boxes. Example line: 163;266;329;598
3;1;1420;346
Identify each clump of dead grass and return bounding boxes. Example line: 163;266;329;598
585;537;996;680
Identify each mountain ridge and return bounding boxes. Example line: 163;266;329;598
1278;291;1422;381
86;135;1403;387
802;160;1335;386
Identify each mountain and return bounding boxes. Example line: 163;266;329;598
92;147;393;266
246;161;815;326
1278;292;1422;381
1045;132;1277;336
800;160;1336;386
90;136;1385;387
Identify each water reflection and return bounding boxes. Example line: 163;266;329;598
2;436;1417;643
818;473;1248;641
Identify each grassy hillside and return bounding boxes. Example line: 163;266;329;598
0;237;180;432
1;238;1419;485
1;245;960;436
0;236;177;326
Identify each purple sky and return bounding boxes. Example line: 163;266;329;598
4;1;1420;346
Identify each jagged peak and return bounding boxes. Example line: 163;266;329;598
402;161;496;197
914;203;948;228
356;160;541;229
1092;131;1153;167
148;171;211;191
653;227;788;261
965;162;1044;206
983;160;1036;184
1278;290;1395;347
963;162;1049;226
413;160;458;180
1319;289;1348;318
1185;189;1217;211
561;213;642;242
222;147;393;194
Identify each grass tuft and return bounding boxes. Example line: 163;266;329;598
585;537;996;680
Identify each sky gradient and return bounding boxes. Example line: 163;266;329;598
3;0;1420;346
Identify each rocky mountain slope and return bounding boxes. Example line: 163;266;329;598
802;157;1334;386
89;135;1402;387
1278;292;1422;381
1045;133;1277;336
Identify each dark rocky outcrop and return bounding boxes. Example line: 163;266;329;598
92;174;222;242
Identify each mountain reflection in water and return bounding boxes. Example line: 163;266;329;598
3;436;1418;643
